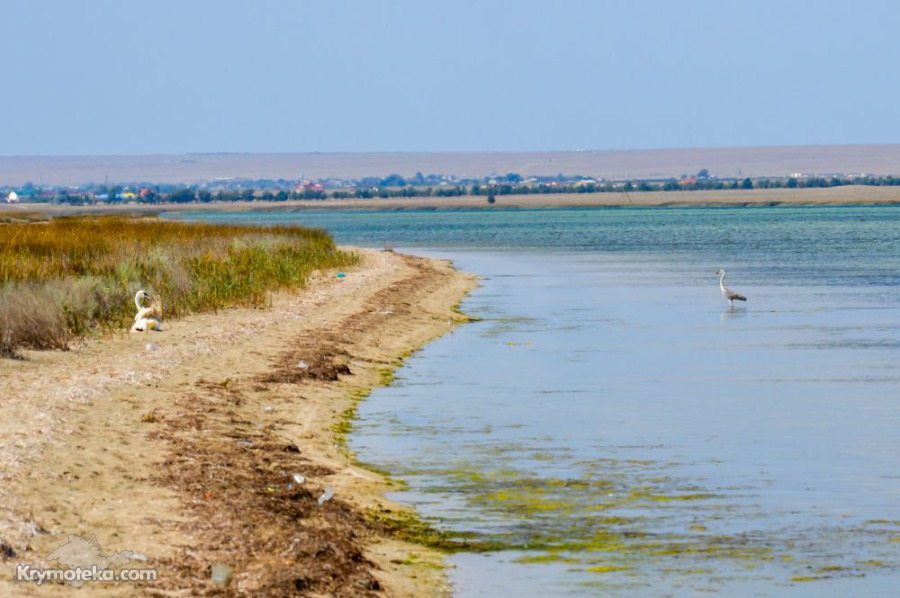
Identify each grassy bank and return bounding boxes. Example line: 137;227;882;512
0;215;357;356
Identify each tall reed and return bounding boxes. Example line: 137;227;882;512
0;216;358;356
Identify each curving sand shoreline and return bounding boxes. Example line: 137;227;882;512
0;249;477;596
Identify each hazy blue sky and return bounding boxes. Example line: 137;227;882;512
2;1;899;155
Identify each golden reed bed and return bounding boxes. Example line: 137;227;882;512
0;215;357;356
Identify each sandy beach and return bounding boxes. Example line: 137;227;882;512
0;249;476;596
230;185;900;209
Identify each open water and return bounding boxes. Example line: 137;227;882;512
171;206;900;596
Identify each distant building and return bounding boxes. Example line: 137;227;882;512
295;181;325;193
6;191;19;203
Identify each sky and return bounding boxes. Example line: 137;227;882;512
2;1;899;155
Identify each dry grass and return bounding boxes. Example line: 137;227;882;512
0;211;48;224
0;216;358;356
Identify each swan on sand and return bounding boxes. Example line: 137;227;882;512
131;289;162;332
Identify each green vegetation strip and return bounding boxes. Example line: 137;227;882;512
0;215;357;356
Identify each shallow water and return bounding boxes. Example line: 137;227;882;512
170;207;900;595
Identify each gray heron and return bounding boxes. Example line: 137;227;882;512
715;269;747;308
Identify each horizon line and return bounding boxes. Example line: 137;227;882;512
3;142;899;159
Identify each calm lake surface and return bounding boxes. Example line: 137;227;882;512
170;207;900;596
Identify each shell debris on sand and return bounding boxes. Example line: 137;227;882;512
318;486;335;505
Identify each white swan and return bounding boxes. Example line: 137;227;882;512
132;290;162;332
715;269;747;308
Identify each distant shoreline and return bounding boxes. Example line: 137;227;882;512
4;185;900;216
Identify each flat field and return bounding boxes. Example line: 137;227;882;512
2;144;900;186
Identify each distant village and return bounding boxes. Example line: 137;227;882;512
5;169;900;205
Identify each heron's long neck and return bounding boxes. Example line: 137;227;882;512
718;274;727;292
135;293;145;310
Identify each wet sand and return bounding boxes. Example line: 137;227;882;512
0;249;476;596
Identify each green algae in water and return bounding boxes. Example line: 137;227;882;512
584;565;633;573
354;419;900;592
367;507;505;553
377;453;900;590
